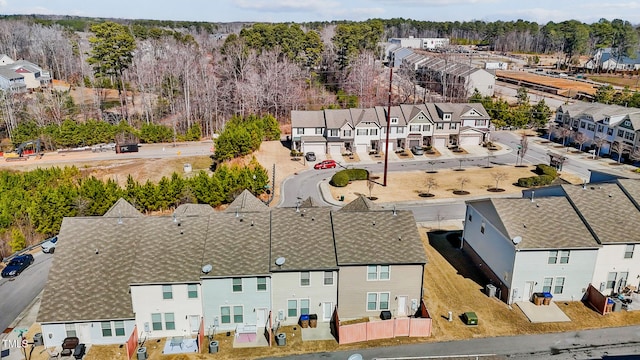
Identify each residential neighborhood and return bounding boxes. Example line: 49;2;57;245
0;55;51;92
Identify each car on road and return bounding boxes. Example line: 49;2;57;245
41;236;58;254
314;159;337;169
411;145;424;155
1;254;34;278
305;152;316;162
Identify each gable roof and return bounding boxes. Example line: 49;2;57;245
340;194;382;211
291;110;325;128
225;189;269;212
270;208;337;271
324;109;354;129
562;183;640;244
350;108;381;127
174;203;215;217
103;198;143;218
471;197;599;250
332;210;427;265
300;196;325;208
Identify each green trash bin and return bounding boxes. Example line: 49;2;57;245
339;195;344;201
462;312;478;325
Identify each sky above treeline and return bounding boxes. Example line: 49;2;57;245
1;0;639;25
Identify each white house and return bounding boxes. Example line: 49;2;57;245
399;104;434;149
291;110;327;155
351;108;382;153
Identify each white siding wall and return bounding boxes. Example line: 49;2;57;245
130;284;203;339
271;271;337;326
42;320;135;347
468;70;495;97
593;244;640;295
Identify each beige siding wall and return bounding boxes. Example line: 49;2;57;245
338;265;423;320
272;271;337;325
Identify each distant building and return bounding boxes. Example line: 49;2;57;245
0;55;51;92
389;37;450;50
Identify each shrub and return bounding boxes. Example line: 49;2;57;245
537;174;555;186
535;164;558;178
517;176;537;187
517;174;555;187
330;168;369;187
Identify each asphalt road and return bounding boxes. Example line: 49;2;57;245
0;251;53;331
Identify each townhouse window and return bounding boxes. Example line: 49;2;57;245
295;128;303;135
587;124;595;131
410;125;421;132
151;313;162;330
329;129;339;137
367;265;377;280
391;117;398;124
606;272;617;289
480;222;485;234
165;313;175;330
449;123;458;130
257;277;267;291
618;129;625;137
396;127;405;134
221;307;231;324
436;123;444;130
343;129;352;137
367;292;390;311
379;293;390;310
379;265;390;280
559;250;570;264
367;265;389;280
101;322;112;337
468;213;472;222
554;277;565;294
625;244;635;259
288;300;297;317
300;272;310;286
233;306;243;323
443;114;451;120
114;321;125;336
580;122;586;129
65;324;76;338
423;124;431;131
188;284;198;299
162;285;173;300
597;125;604;133
370;129;378;136
608;128;614;136
324;271;334;285
300;299;310;315
357;129;368;135
475;120;487;127
548;250;558;264
542;277;553;293
315;127;323;135
232;278;242;292
367;293;378;310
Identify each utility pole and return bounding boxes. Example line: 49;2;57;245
383;65;393;186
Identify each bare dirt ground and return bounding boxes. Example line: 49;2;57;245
496;70;598;96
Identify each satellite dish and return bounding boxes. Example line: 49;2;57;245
275;257;286;266
201;264;213;274
512;236;522;245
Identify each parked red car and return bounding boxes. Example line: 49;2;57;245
314;160;337;169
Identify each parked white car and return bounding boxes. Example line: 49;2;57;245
41;236;58;254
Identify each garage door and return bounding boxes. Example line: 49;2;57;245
460;135;480;146
328;143;342;155
433;137;446;148
302;142;326;155
408;139;420;148
355;143;369;153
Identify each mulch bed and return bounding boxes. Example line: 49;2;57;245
453;190;470;195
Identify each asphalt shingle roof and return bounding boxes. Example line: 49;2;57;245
225;189;269;212
174;203;215;217
479;197;599;250
103;198;143;217
291;110;325;128
332;210;427;265
340;194;382;211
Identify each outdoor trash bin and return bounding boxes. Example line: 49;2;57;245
276;333;286;346
606;298;614;313
543;292;553;305
533;292;544;306
300;314;309;328
462;312;478;325
309;314;318;328
209;341;218;353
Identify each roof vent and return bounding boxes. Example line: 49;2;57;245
251;220;254;226
275;257;286;267
202;264;213;274
393;205;397;216
512;236;522;245
372;220;376;226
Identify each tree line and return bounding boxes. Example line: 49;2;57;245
0;159;269;257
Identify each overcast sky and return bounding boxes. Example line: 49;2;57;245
1;0;639;25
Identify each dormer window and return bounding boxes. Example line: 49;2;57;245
391;117;398;124
443;114;452;121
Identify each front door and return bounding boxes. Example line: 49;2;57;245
78;324;91;344
524;281;535;302
190;315;200;334
322;302;333;322
397;296;408;316
256;308;267;327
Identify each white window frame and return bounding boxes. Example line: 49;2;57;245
606;272;617;289
151;313;162;331
233;305;244;324
366;292;391;311
436;123;444;130
370;128;378;136
101;321;112;337
65;324;77;338
315;127;323;135
391;117;398;124
357;129;368;136
366;265;390;281
422;124;431;131
300;271;310;286
300;299;310;315
162;285;173;300
410;124;421;132
343;129;352;137
257;277;267;291
232;278;243;292
220;306;231;324
295;128;304;135
114;321;125;337
287;299;298;318
329;129;339;137
165;313;175;330
553;277;565;294
324;271;334;286
443;114;452;120
449;123;458;130
625;244;635;259
542;277;553;293
548;250;558;264
187;284;198;299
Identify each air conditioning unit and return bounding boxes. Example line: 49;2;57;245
485;284;497;297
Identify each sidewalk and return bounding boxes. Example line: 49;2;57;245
0;291;44;360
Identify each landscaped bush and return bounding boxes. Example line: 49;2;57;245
330;168;369;187
517;174;555;187
535;164;558;178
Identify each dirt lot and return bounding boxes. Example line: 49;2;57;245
496;70;598;96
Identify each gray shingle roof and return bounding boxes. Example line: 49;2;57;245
38;217;137;323
300;197;326;208
203;212;271;277
103;198;144;218
333;210;426;265
617;178;640;207
350;108;381;127
340;194;382;211
476;197;599;250
291;110;325;128
324;109;353;129
562;183;640;244
225;189;269;212
174;203;215;217
270;208;337;271
557;102;640;122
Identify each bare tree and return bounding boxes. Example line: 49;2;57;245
424;177;438;195
593;135;608;159
491;171;507;191
518;134;529;166
367;176;375;200
610;141;626;163
553;125;572;149
573;132;589;152
457;176;470;192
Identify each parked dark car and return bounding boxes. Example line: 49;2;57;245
411;145;424;155
1;254;34;278
305;152;316;161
